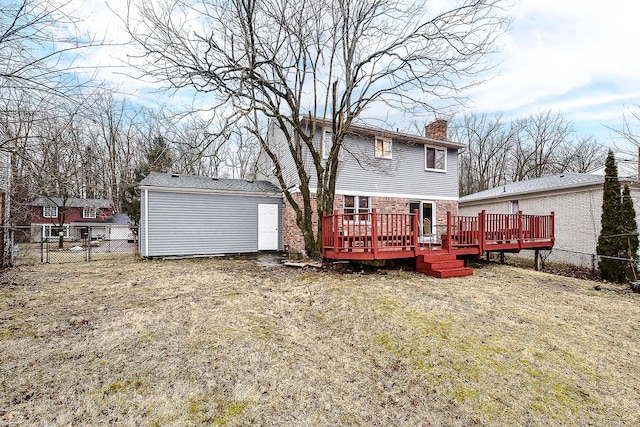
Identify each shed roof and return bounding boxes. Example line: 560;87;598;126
459;173;608;204
140;172;282;195
31;197;113;209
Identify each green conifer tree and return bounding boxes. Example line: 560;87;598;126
620;183;639;280
597;150;624;281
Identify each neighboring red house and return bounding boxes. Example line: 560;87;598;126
29;197;116;241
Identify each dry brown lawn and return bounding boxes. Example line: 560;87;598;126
1;256;640;426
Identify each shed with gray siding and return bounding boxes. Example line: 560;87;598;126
139;173;283;257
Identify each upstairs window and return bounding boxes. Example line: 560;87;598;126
375;137;392;159
322;128;343;161
83;206;97;219
322;129;332;159
43;206;58;218
425;146;446;171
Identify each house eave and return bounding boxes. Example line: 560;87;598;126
300;117;465;150
139;184;283;198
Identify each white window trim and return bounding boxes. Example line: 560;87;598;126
83;206;97;219
43;206;58;218
343;195;372;224
322;128;332;160
375;136;392;159
322;128;343;161
43;225;70;240
424;145;447;172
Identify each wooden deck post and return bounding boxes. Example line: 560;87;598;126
550;212;555;245
517;210;523;251
333;209;339;253
412;209;419;256
371;208;379;259
446;211;453;254
479;210;486;255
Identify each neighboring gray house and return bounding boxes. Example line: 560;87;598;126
257;118;464;253
139;173;283;257
459;173;640;267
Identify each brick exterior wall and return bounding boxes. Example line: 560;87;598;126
284;192;458;255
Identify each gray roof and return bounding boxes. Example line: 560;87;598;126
31;197;113;209
107;213;130;225
140;172;282;195
459;173;608;203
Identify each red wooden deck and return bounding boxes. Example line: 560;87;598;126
321;209;554;261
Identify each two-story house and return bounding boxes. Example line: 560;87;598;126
29;197;117;242
258;118;464;254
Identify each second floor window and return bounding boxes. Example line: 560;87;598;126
425;146;446;171
83;207;97;219
375;137;392;159
43;206;58;218
322;129;332;159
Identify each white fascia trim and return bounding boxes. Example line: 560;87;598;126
140;185;283;198
309;188;458;202
144;188;149;257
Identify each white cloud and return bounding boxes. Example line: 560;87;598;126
462;0;640;144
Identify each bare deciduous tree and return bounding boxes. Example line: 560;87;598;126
126;0;509;257
454;114;516;196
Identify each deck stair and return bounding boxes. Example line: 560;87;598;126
416;252;473;278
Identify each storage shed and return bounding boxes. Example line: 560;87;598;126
139;172;283;257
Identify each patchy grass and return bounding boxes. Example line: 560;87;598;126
1;257;640;426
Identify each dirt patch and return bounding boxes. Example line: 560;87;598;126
1;258;640;426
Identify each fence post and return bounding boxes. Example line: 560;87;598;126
591;254;596;278
87;226;91;262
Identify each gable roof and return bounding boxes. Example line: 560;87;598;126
300;117;465;150
459;173;607;203
140;172;282;195
31;197;113;209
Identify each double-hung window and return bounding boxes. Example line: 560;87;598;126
82;206;97;219
43;206;58;218
375;137;392;159
344;195;371;219
322;128;343;161
425;146;446;171
322;129;333;159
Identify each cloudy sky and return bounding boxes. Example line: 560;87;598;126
74;0;640;151
461;0;640;151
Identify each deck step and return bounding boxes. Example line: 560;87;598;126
416;252;473;278
416;259;464;271
417;253;457;262
428;267;474;278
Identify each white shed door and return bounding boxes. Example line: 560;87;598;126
258;204;279;250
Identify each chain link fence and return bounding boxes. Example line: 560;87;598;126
502;247;640;282
4;225;138;267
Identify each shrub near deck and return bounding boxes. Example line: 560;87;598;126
1;258;639;425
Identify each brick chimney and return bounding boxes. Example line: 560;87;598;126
425;119;448;141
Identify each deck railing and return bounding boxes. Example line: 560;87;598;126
321;209;418;258
322;209;554;260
